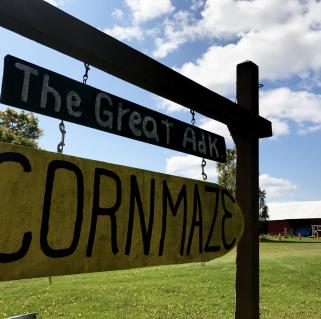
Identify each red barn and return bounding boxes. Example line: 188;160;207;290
266;201;321;236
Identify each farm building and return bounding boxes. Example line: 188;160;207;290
265;201;321;236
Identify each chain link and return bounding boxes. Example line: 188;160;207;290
201;157;207;181
56;63;90;153
189;108;207;267
189;108;208;181
57;120;66;153
190;109;195;126
83;62;90;84
53;119;67;283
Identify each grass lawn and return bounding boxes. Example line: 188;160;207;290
0;237;320;318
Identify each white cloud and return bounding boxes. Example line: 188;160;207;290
268;201;321;220
125;0;175;23
166;155;217;180
104;25;143;41
261;88;321;122
191;0;205;12
112;8;124;20
299;124;321;135
260;88;321;136
105;1;321;138
199;118;233;145
176;19;321;96
152;0;313;60
157;87;321;138
108;0;321;75
157;97;186;113
152;10;197;58
260;174;297;199
155;0;321;92
153;36;184;59
176;44;238;97
198;0;302;39
268;118;290;138
165;158;296;200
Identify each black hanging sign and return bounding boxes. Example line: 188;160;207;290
1;55;226;162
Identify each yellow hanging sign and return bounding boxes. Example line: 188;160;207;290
0;143;244;281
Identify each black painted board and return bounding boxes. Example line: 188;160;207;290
1;55;226;162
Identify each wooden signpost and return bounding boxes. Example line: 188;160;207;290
1;55;226;162
0;1;272;318
0;143;243;281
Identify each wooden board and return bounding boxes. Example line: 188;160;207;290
1;55;226;162
0;143;244;281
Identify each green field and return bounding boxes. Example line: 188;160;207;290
1;237;320;319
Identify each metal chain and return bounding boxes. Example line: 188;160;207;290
190;109;195;126
57;120;66;153
83;62;90;84
201;158;207;181
190;108;207;181
56;63;90;154
190;108;207;267
53;62;91;283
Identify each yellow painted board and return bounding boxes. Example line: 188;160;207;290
0;143;244;281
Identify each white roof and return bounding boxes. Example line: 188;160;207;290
268;201;321;221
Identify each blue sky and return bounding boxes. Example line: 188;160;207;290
1;0;321;218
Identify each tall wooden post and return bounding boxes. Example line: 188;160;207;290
235;61;260;319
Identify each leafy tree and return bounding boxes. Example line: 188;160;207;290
217;146;269;221
259;189;269;221
0;108;43;148
217;147;236;197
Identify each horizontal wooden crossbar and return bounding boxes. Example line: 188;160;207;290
0;0;272;138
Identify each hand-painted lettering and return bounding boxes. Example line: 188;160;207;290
0;152;32;263
204;185;221;252
41;160;84;258
116;102;130;131
14;62;39;102
159;181;187;256
0;144;241;281
95;92;113;128
182;127;196;151
160;119;173;145
129;111;142;137
198;132;207;155
3;55;227;163
86;168;121;256
221;189;237;250
186;184;203;255
40;74;62;112
66;91;82;118
125;175;155;255
208;135;219;158
142;116;159;142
